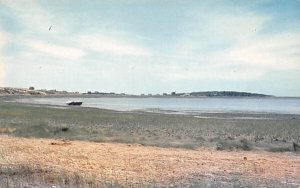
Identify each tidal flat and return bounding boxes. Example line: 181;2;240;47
0;98;299;187
0;100;299;151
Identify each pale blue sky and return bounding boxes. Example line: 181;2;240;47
0;0;299;96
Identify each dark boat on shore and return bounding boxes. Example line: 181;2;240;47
66;101;83;106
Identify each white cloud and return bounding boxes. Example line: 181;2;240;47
0;32;5;49
166;11;268;67
2;0;65;34
78;34;150;57
182;11;267;47
161;63;265;81
29;40;85;60
163;9;299;82
208;12;269;42
0;30;6;86
224;33;300;70
0;63;3;87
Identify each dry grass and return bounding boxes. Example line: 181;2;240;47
0;128;16;134
1;135;299;187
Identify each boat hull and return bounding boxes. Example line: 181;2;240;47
66;102;83;106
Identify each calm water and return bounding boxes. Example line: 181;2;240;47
18;97;300;115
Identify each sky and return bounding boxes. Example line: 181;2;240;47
0;0;299;96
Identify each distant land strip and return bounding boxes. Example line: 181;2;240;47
0;87;271;97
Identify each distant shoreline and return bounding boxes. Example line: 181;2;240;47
0;87;279;97
1;94;300;99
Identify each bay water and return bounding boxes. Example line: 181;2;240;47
18;97;300;115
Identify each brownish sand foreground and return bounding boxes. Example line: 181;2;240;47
0;135;299;186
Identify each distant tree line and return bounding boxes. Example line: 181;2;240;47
171;91;271;97
190;91;270;97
